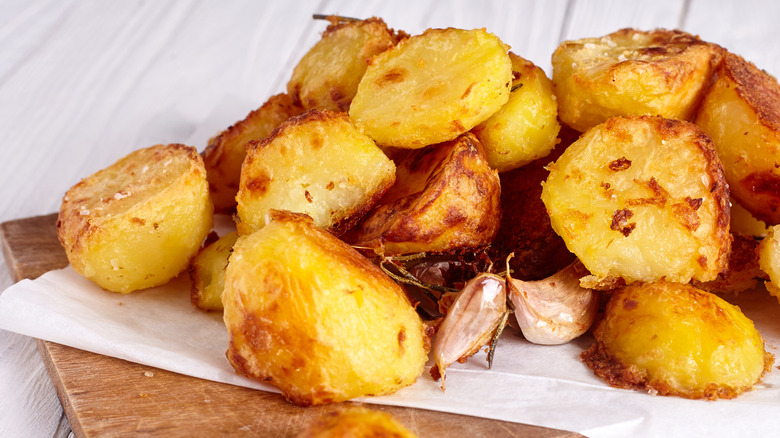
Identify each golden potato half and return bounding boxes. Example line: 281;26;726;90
58;144;214;293
582;281;772;400
552;28;722;133
189;231;238;312
288;17;402;112
236;109;395;236
349;27;512;148
296;407;418;438
695;51;780;225
223;211;428;406
203;93;304;213
758;225;780;302
349;133;501;255
473;52;560;172
541;116;730;288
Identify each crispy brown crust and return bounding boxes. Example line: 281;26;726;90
721;51;780;132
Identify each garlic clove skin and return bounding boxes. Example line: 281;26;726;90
432;273;507;389
507;260;598;345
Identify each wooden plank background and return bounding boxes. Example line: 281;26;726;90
2;1;780;436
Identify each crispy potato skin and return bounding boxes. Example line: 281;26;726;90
473;52;561;172
236;109;395;236
349;133;501;255
296;407;418;438
542;116;731;287
553;28;722;133
288;17;402;112
58;144;214;293
222;211;428;406
488;127;576;280
203;93;304;213
582;282;772;400
349;27;512;148
695;52;780;225
693;233;764;294
189;231;238;312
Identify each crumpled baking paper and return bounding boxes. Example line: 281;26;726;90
1;261;780;437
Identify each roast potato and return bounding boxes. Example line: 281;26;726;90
236;109;395;236
473;52;560;172
758;225;780;302
582;281;772;400
693;233;764;295
189;231;238;312
730;200;769;238
288;16;403;112
296;407;417;438
695;51;780;225
349;133;501;255
222;211;428;406
349;27;512;148
541;116;731;288
203;93;304;213
552;28;722;133
57;144;213;293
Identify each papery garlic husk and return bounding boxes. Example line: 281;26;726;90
507;260;598;345
431;273;506;390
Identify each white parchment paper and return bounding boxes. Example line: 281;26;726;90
1;264;780;437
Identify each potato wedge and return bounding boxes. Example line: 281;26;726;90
473;52;560;172
552;28;722;133
582;281;772;400
203;93;304;213
695;51;780;225
223;211;428;406
541;116;730;288
57;144;214;293
349;133;501;255
349;27;512;148
189;231;238;312
288;17;403;112
296;407;418;438
236;109;395;236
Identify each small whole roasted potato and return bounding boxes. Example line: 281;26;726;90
57;144;214;293
349;133;501;255
541;116;731;288
695;51;780;225
287;16;403;112
296;407;418;438
349;27;513;148
582;281;772;400
236;109;395;236
473;52;560;172
203;93;304;213
552;28;722;133
189;231;238;312
223;211;428;406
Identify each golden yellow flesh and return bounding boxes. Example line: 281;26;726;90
189;232;238;312
349;27;512;148
203;93;304;213
473;53;560;172
296;407;418;438
222;211;428;406
552;28;720;132
695;52;780;225
584;282;770;399
758;225;780;302
287;17;399;112
236;109;395;236
57;144;214;293
541;116;730;286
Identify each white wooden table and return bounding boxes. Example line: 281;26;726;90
2;1;779;436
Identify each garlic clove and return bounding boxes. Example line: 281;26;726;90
431;273;506;390
507;260;598;345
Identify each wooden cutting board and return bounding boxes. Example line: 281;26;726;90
1;214;582;437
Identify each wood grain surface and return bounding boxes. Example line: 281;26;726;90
1;214;582;437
